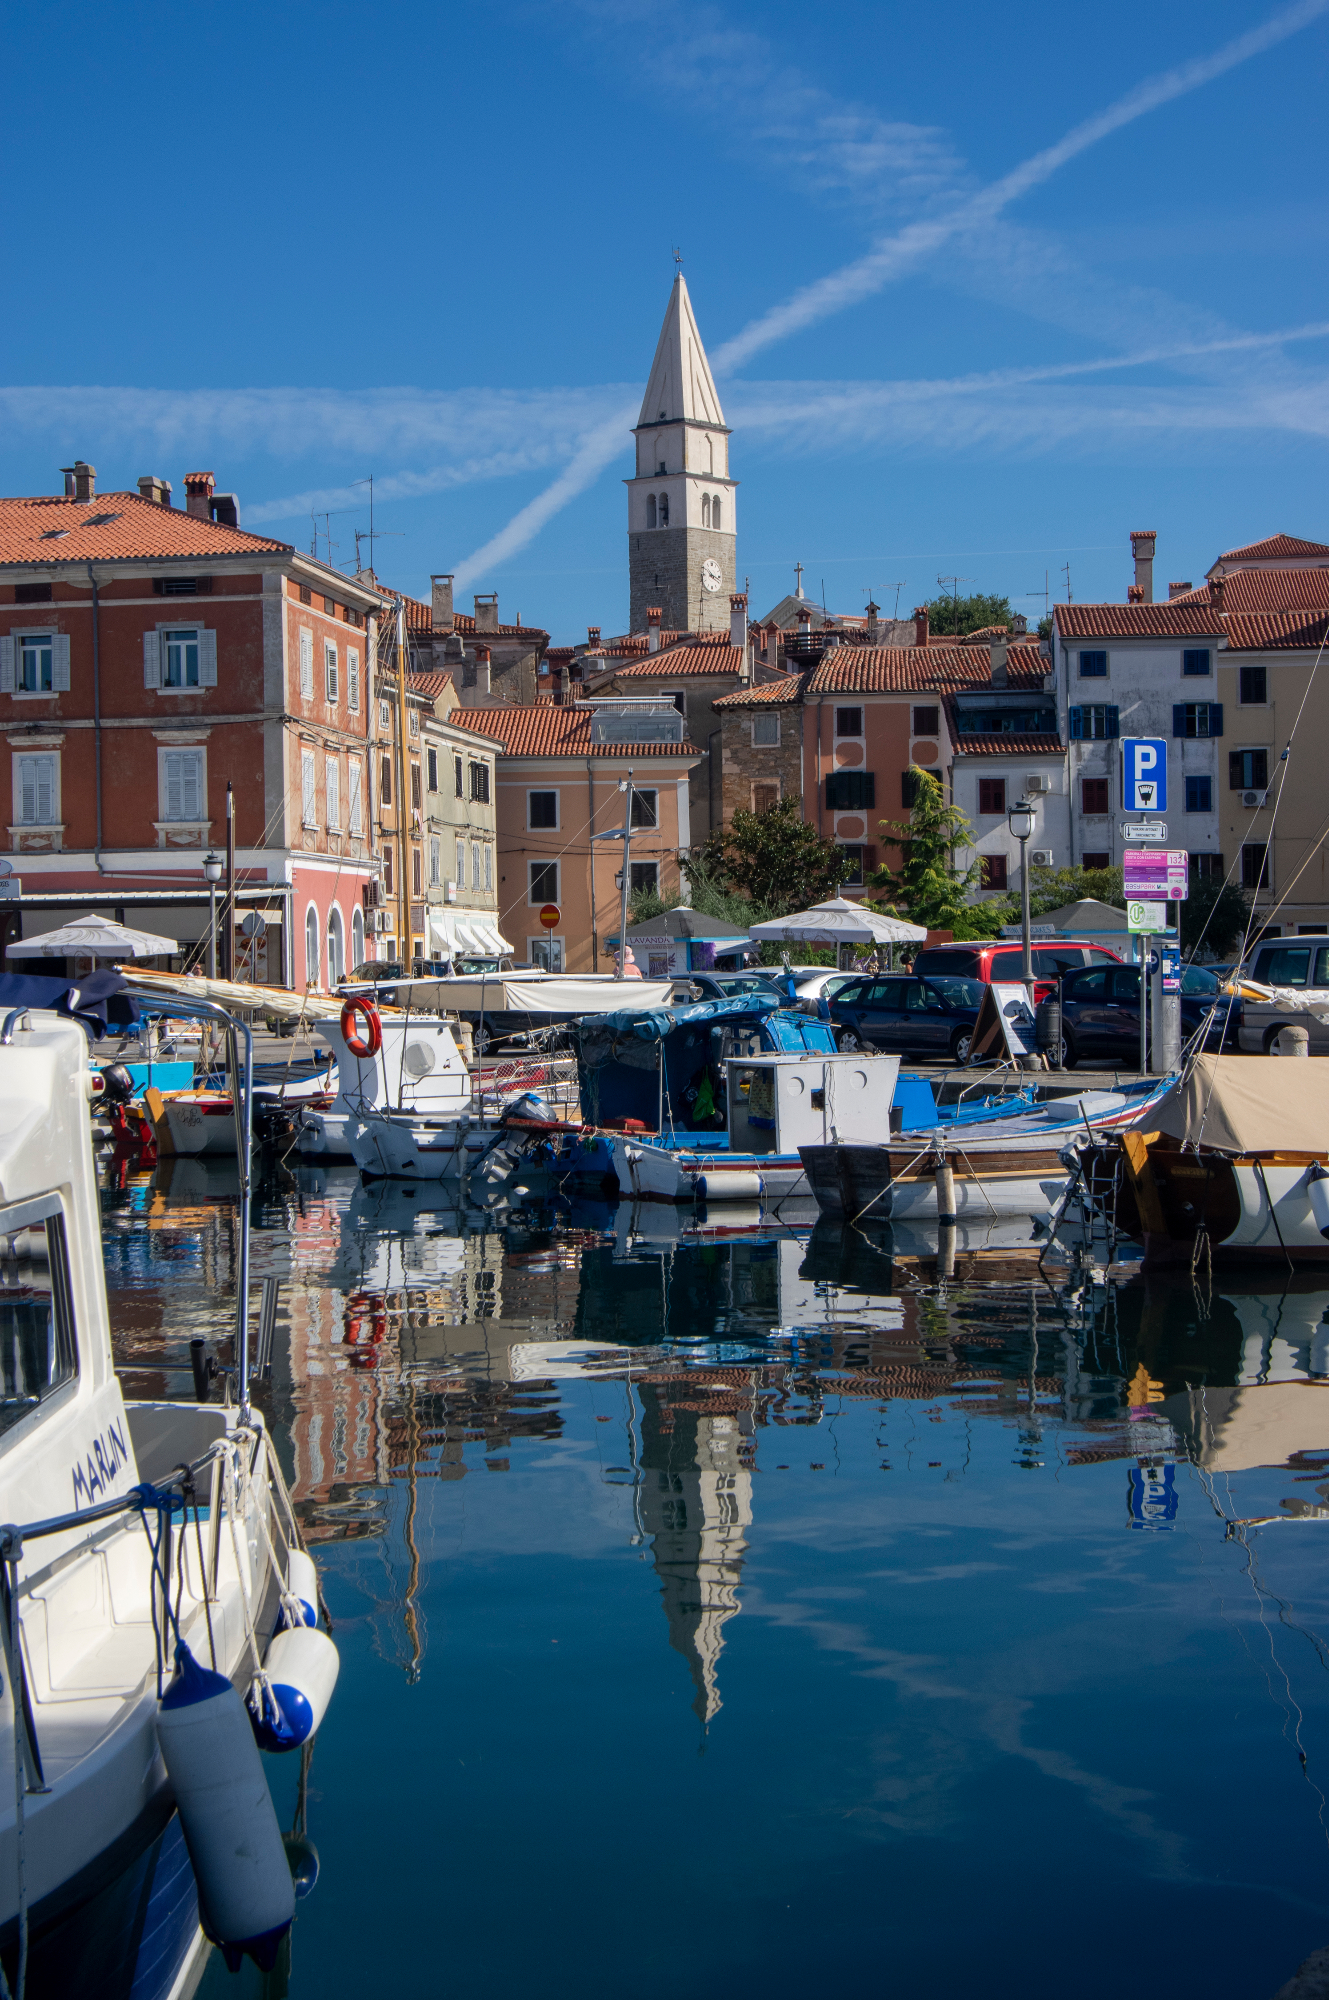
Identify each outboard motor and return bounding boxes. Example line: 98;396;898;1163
99;1062;135;1106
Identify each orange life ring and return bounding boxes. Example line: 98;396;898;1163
340;995;382;1058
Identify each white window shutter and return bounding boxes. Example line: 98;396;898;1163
0;637;12;694
184;753;202;820
144;630;161;688
300;630;314;700
164;752;182;819
198;629;218;687
51;634;71;692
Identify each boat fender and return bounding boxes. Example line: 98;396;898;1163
155;1642;294;1973
340;996;383;1059
1307;1162;1329;1241
248;1625;341;1753
277;1547;320;1631
283;1833;320;1900
697;1171;766;1200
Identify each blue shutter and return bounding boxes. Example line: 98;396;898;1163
1069;706;1083;740
1209;702;1223;737
1173;704;1185;737
1106;707;1120;738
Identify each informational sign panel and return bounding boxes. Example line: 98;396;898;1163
1120;821;1166;842
1122;737;1168;813
968;982;1038;1063
1127;899;1167;933
1124;847;1188;899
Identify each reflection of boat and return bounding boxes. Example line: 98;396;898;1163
1086;1057;1329;1264
799;1081;1171;1221
0;1002;332;1992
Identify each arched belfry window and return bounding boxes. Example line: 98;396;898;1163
701;494;711;528
646;494;657;530
659;493;669;527
712;495;723;532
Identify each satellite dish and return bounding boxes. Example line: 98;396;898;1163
0;860;12;878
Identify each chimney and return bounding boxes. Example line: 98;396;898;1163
989;637;1009;686
1127;584;1144;603
1130;530;1157;604
1010;611;1027;636
797;605;812;631
729;592;748;651
211;493;240;529
865;598;881;642
1210;574;1226;615
61;461;96;501
473;593;499;633
913;605;930;648
554;664;568;707
184;471;216;519
475;644;492;696
1168;581;1193;600
587;625;601;649
137;474;172;507
431;573;455;634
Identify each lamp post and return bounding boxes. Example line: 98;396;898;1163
203;850;223;978
1007;797;1036;996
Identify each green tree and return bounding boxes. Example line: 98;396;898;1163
1037;614;1053;642
926;590;1016;638
1180;875;1252;957
869;768;1005;935
684;798;850;914
1026;863;1125;916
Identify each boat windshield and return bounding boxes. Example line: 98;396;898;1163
0;1200;78;1438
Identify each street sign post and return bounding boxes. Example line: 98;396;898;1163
539;903;561;931
1122;737;1168;813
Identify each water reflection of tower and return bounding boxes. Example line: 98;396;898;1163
637;1379;754;1728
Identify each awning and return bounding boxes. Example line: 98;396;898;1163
426;908;513;957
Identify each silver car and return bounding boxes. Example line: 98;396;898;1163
1237;935;1329;1053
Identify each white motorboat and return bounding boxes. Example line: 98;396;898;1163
0;997;338;1996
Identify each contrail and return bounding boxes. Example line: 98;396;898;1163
714;0;1329;371
454;0;1328;586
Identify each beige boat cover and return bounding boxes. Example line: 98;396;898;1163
1145;1054;1329;1153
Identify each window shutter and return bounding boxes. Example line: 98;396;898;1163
51;634;71;692
302;751;316;824
164;751;182;819
1228;751;1242;789
144;630;161;688
1106;707;1120;738
0;637;12;695
299;629;314;700
1209;702;1223;737
327;758;340;828
1068;706;1082;740
183;753;202;820
198;629;218;687
349;760;363;833
1172;704;1184;738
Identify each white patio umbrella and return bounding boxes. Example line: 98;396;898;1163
7;913;178;960
748;897;927;947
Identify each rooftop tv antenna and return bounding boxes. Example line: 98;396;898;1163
936;574;973;636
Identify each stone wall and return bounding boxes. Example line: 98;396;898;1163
719;704;804;828
628;524;736;635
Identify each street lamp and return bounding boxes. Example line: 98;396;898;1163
203;850;223;979
1006;797;1037;995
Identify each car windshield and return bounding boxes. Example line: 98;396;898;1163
1181;966;1219;996
927;976;984;1008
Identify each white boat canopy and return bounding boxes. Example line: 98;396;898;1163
8;912;178;959
748;897;927;946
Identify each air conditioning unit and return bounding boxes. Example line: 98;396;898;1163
1031;849;1054;866
371;910;390;933
1242;790;1263;808
1025;775;1053;794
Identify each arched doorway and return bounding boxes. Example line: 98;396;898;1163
305;905;320;989
351;906;365;969
327;906;345;987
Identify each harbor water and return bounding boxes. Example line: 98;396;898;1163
101;1157;1329;1997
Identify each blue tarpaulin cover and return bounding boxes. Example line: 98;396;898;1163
0;971;137;1041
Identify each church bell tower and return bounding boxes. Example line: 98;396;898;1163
627;274;737;635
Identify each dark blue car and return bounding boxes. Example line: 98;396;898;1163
827;974;985;1062
1058;962;1228;1068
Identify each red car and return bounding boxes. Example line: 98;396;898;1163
911;938;1124;1004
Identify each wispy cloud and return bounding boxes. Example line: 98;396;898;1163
451;406;637;591
713;0;1329;371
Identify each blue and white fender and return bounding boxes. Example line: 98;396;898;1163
249;1625;340;1753
1308;1162;1329;1240
280;1548;320;1630
156;1643;295;1973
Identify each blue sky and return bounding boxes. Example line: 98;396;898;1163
3;0;1327;638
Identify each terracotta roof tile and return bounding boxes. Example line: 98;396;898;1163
1223;610;1329;651
607;636;747;679
713;675;803;709
463;705;701;758
0;490;293;565
406;671;454;701
806;643;1045;694
951;733;1064;755
1215;533;1329;564
1216;570;1329;615
1054;602;1222;639
382;586;546;642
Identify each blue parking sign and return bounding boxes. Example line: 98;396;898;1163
1123;736;1168;812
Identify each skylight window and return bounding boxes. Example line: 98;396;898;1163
84;512;123;527
39;529;69;541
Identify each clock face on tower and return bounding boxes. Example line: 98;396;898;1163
701;559;723;593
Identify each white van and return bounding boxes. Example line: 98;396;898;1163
1237;935;1329;1053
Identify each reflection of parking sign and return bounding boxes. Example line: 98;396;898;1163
1123;737;1168;812
1129;1461;1177;1530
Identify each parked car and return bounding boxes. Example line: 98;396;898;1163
828;974;985;1062
912;938;1123;1003
1237;936;1329;1054
676;970;789;1004
1058;962;1226;1068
